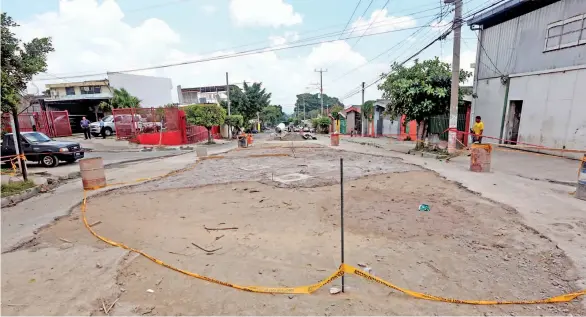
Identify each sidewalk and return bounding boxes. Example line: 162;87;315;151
1;142;236;253
317;136;586;303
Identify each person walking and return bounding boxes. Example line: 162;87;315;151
81;116;91;140
99;117;106;139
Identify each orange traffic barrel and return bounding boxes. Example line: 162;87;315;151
331;133;340;146
79;157;107;189
470;143;492;172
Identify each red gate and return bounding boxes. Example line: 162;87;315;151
1;111;72;138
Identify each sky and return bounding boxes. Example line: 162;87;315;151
3;0;486;113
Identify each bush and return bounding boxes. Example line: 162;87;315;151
312;117;331;133
1;180;35;196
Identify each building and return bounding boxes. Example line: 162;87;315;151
344;105;361;134
42;74;173;132
468;0;586;158
177;85;229;105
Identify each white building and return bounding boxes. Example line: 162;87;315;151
468;0;586;158
177;85;228;105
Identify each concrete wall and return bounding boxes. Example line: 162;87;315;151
383;115;401;136
346;112;357;133
507;67;586;153
477;0;586;80
472;77;508;141
108;73;173;107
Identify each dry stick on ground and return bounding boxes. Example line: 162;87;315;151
89;220;102;227
59;238;72;243
168;251;192;256
101;299;108;315
105;297;120;315
215;235;225;241
191;243;222;253
203;225;238;232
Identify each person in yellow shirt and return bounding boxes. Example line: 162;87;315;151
470;116;484;143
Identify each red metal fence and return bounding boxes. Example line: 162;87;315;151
1;111;72;138
112;107;171;140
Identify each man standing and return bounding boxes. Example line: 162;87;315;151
99;117;106;139
470;115;484;144
80;116;91;140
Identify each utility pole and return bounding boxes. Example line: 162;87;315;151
447;0;462;154
361;81;365;136
315;68;328;115
226;72;231;138
226;72;230;116
10;110;28;180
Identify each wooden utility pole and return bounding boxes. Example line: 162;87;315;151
226;72;231;138
10;109;28;180
447;0;462;153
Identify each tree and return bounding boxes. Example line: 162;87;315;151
378;58;472;147
220;82;271;126
2;13;54;181
110;88;141;109
330;105;344;132
312;117;331;133
294;93;341;116
260;105;283;126
361;100;375;136
185;104;226;144
307;109;320;119
225;114;244;134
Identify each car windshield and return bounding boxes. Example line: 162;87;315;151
22;132;52;143
103;115;114;122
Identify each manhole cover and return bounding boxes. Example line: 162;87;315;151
273;173;312;183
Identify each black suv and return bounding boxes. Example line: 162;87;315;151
1;132;84;167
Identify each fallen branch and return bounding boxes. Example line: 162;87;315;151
105;297;120;315
101;299;108;315
168;251;191;256
204;225;238;231
59;238;72;243
215;235;225;241
155;277;164;286
89;220;102;227
191;243;222;253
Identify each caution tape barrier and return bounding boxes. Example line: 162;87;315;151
79;151;586;304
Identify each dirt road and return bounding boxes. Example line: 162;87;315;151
2;147;584;315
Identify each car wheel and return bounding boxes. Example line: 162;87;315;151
104;127;113;136
40;154;59;167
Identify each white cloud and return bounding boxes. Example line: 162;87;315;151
20;0;385;112
349;9;416;36
229;0;302;28
202;4;217;15
268;31;299;47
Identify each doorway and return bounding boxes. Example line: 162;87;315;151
505;100;523;144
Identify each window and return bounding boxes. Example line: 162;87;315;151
545;14;586;51
80;86;102;95
65;87;75;95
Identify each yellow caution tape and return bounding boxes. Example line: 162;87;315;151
79;151;586;304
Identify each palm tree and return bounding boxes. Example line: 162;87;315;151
111;88;141;109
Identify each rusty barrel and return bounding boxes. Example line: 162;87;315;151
470;143;492;172
576;154;586;201
331;133;340;146
79;157;106;190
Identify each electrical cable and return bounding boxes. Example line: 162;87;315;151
338;0;363;40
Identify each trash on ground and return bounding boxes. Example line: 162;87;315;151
418;204;430;212
146;289;154;293
329;287;341;294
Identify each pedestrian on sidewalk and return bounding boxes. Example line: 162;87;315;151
99;117;106;139
81;117;91;140
470;116;484;144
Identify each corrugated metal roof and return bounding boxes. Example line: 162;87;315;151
467;0;560;28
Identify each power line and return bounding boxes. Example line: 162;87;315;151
338;0;363;40
34;24;433;82
343;0;375;40
352;0;391;46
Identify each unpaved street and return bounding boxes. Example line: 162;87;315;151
2;146;585;315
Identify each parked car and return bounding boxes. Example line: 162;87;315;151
1;132;84;167
90;115;115;137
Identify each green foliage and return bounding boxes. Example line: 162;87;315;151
185;104;226;144
294;93;341;115
330;105;344;120
225;114;244;129
111;88;141;109
312;117;331;133
378;58;472;123
361;100;375;120
260;105;284;126
98;101;111;113
220;82;271;124
1;13;54;113
1;180;35;196
307;109;320;119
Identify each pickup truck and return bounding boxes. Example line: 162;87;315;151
1;132;84;167
90;114;162;136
